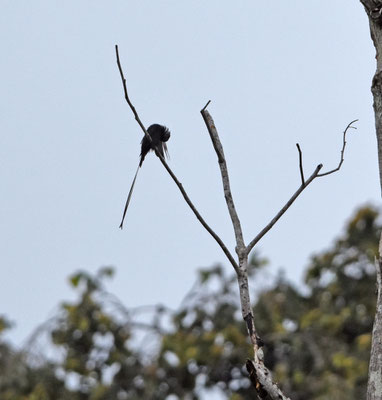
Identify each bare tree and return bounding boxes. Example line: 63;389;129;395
115;45;355;399
359;2;382;399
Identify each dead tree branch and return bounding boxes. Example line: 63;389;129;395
317;119;358;177
246;164;323;255
157;155;239;272
115;44;354;400
200;106;245;253
115;45;151;143
246;120;356;255
199;102;305;400
198;104;354;398
296;143;305;185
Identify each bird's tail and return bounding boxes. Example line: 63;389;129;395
119;164;140;229
163;142;170;160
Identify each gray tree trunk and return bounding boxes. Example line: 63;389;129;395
359;2;382;399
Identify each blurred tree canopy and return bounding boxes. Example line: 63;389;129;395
0;205;379;399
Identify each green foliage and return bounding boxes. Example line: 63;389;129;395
0;206;379;399
253;205;379;399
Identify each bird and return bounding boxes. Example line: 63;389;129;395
119;124;171;229
139;124;170;166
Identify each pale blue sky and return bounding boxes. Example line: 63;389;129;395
0;1;379;346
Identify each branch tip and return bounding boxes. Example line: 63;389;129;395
201;100;211;112
317;119;356;177
296;143;305;185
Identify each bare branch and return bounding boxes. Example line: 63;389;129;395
157;155;239;272
296;143;305;185
115;45;355;400
246;119;356;255
246;164;323;254
317;119;358;177
115;47;239;272
115;45;151;142
201;100;211;112
200;106;245;252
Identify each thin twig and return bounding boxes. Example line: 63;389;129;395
200;106;245;252
246;119;356;254
246;164;323;254
296;143;305;185
115;45;151;143
317;119;358;177
115;46;239;273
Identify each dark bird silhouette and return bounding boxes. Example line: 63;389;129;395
119;124;171;229
139;124;170;166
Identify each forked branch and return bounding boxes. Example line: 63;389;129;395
317;119;358;177
246;120;356;255
115;44;355;400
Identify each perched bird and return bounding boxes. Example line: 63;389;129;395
139;124;170;166
119;124;171;229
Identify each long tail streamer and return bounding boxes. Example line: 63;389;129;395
119;164;140;229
